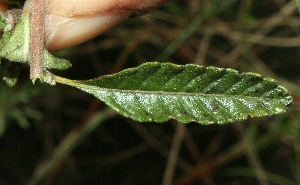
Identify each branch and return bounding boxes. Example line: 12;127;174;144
30;0;46;82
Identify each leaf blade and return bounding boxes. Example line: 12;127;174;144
55;62;293;124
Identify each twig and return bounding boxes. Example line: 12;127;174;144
235;124;270;185
162;123;186;185
25;108;116;185
128;122;193;172
220;0;296;65
30;0;46;82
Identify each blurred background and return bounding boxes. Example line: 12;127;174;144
0;0;300;184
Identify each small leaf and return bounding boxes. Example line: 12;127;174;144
0;14;6;30
54;62;293;124
3;62;23;87
0;12;71;70
0;11;31;62
42;49;72;70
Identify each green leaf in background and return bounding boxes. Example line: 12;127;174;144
54;62;293;124
0;82;43;137
295;0;300;13
0;14;6;30
3;62;23;87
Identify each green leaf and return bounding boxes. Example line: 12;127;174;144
54;62;293;124
0;14;6;30
3;62;23;87
296;0;300;13
0;12;71;70
0;11;31;62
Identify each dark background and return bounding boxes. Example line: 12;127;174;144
0;0;300;185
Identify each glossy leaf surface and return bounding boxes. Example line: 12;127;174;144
55;62;293;124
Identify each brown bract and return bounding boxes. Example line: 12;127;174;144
0;2;9;15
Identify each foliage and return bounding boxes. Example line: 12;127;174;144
0;8;292;125
0;12;71;75
0;15;6;30
55;62;292;124
0;0;299;185
296;0;300;13
0;80;43;137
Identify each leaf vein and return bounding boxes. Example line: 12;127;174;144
137;64;162;89
202;69;227;93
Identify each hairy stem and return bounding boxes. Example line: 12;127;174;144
30;0;46;82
